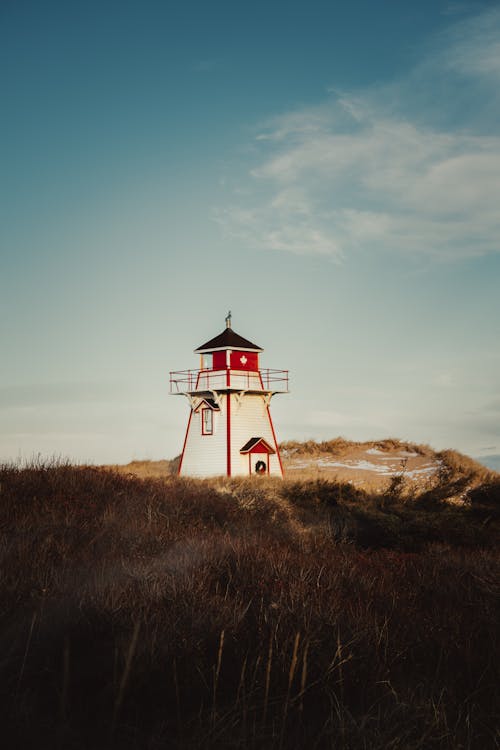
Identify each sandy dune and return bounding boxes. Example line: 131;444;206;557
281;443;440;490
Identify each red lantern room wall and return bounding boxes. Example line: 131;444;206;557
169;313;289;477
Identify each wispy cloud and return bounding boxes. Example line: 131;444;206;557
217;8;500;262
441;7;500;79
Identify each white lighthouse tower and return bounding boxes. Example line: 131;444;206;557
170;314;289;477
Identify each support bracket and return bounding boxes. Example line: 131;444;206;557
233;391;247;409
187;394;199;411
210;390;225;409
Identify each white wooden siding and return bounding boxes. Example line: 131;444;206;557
179;398;227;477
230;394;282;477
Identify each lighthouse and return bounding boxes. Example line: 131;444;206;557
170;314;289;477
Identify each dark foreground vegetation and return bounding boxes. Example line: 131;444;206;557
0;460;499;749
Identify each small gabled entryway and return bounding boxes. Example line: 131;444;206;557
240;437;276;475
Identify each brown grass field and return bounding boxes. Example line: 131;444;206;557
1;441;499;749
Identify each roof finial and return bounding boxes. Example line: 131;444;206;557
225;310;232;329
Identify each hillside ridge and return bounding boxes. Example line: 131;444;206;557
108;438;496;502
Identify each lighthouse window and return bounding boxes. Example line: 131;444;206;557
201;408;213;435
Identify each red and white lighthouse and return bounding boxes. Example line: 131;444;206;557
170;314;289;477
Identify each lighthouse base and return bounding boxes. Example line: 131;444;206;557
178;392;283;478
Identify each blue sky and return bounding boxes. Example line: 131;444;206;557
1;0;499;467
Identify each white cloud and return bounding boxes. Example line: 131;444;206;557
218;8;500;262
442;7;500;79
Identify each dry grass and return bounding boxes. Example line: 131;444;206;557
107;457;179;478
280;437;435;458
279;438;495;497
437;448;494;482
0;459;498;749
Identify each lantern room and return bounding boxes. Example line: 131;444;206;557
196;327;262;372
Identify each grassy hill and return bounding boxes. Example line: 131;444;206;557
112;437;495;499
1;445;499;748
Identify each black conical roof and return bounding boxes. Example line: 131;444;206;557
195;328;263;353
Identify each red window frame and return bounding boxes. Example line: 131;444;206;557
201;407;213;435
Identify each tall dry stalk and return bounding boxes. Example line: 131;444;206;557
111;620;141;734
337;629;345;747
279;631;301;750
16;611;37;696
212;629;225;726
262;629;274;724
235;654;247;706
298;640;309;717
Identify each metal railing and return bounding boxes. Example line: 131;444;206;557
169;368;289;394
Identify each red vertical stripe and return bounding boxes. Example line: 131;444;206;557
258;371;283;477
267;408;283;476
226;393;231;476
